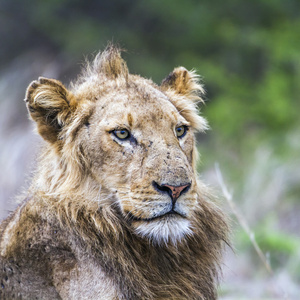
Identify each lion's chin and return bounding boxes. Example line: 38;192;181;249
133;216;193;246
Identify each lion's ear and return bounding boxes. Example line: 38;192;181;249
161;67;204;102
161;67;208;131
25;77;77;143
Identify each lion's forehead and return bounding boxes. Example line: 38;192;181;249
95;87;185;130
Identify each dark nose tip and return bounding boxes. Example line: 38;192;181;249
153;182;191;203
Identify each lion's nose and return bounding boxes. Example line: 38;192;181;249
153;182;191;203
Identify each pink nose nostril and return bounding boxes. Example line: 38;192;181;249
162;184;190;201
153;181;191;203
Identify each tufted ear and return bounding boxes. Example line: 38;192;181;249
161;67;204;102
161;67;208;131
25;77;78;143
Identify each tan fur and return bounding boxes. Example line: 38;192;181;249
0;45;228;299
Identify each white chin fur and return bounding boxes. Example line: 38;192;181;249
134;217;193;245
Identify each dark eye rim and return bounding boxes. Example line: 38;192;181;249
112;128;131;140
175;125;188;138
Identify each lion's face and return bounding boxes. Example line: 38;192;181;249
25;47;207;245
81;82;198;245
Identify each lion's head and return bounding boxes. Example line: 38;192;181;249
25;46;209;245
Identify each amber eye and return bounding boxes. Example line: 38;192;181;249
175;125;187;138
113;129;130;140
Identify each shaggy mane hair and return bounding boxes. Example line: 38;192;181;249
0;46;228;300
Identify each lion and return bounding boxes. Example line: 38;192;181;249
0;46;228;299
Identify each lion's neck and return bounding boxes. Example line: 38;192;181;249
53;201;220;300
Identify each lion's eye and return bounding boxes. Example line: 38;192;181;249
113;129;130;140
175;126;187;138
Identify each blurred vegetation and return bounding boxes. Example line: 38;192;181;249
1;0;300;298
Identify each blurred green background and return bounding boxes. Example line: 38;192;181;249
0;0;299;298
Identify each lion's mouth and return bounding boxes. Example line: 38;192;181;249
128;209;184;222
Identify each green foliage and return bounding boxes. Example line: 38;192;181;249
236;215;300;279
